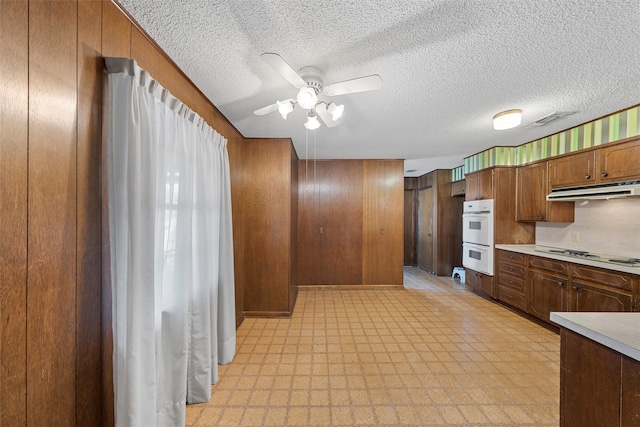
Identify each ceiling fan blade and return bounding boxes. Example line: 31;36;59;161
323;74;383;96
253;102;278;116
260;52;307;89
316;104;339;128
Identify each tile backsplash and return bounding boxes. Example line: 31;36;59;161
536;198;640;257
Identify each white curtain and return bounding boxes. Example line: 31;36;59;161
105;58;236;426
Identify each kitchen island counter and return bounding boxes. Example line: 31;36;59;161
551;312;640;361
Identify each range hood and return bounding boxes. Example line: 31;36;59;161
547;180;640;201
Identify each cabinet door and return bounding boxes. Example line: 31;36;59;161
403;189;416;266
598;139;640;182
516;162;574;222
451;180;465;196
298;160;363;285
478;169;494;199
516;162;547;221
570;281;633;312
363;160;404;285
549;151;596;188
528;271;567;323
417;186;435;273
560;330;621;427
465;169;493;201
468;269;494;297
464;172;480;201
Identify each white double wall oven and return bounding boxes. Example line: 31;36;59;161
462;199;495;275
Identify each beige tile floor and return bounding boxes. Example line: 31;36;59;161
186;267;560;426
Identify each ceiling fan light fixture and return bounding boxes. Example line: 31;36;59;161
493;109;522;130
327;103;344;121
304;111;321;130
277;99;294;119
297;87;318;109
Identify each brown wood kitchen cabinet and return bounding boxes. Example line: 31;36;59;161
497;250;527;311
560;329;640;427
464;168;493;201
516;161;574;222
549;150;597;189
298;159;404;287
598;138;640;182
243;138;299;316
363;160;404;285
569;264;635;312
527;256;568;323
451;179;465;196
549;137;640;189
466;268;494;297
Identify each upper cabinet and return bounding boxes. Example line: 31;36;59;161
549;150;597;189
549;138;640;189
598;139;640;182
464;168;493;200
451;179;466;196
516;161;574;222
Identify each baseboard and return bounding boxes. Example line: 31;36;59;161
297;284;404;290
243;310;292;318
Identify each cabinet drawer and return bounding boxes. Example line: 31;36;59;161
499;263;526;278
499;286;526;311
498;250;526;266
466;268;495;297
499;274;526;293
529;256;568;275
571;265;633;292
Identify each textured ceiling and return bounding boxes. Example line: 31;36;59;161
118;0;640;176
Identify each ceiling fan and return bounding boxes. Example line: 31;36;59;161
253;52;383;129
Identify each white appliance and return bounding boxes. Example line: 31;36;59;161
462;199;495;275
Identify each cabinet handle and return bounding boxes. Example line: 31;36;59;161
584;174;590;179
539;215;545;220
557;281;564;287
319;227;324;234
380;228;385;234
601;171;608;177
572;285;579;290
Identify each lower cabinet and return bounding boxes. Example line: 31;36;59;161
527;256;568;323
528;271;567;322
497;250;527;311
560;329;640;426
495;250;637;327
570;282;634;312
466;268;494;298
569;264;635;312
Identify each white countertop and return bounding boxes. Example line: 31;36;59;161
550;312;640;361
495;244;640;275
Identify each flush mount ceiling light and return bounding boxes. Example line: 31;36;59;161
493;109;522;130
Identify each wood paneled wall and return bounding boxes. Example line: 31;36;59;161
0;1;245;424
298;160;404;286
298;160;364;285
242;139;298;316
